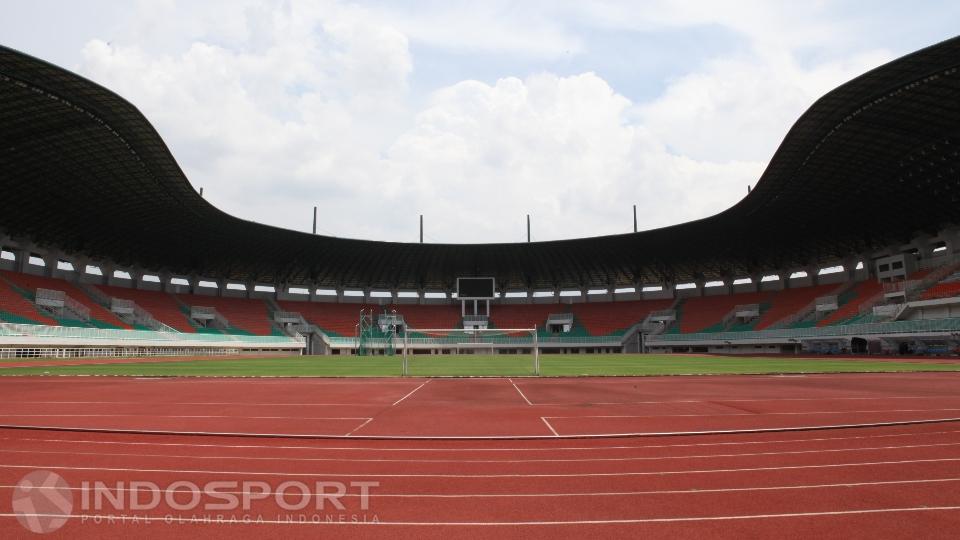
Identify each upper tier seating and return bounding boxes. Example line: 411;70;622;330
175;295;277;335
0;274;58;325
94;285;197;332
1;271;129;328
571;299;674;335
817;280;884;326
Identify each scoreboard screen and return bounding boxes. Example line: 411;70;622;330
457;277;495;299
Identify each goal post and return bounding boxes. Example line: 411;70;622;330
401;327;540;377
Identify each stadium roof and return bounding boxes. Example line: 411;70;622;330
2;38;960;291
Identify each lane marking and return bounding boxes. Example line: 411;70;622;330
0;414;370;420
532;396;960;406
509;378;533;405
0;456;959;478
3;428;959;453
392;380;431;406
0;401;388;407
1;417;958;440
0;476;957;498
0;441;957;464
345;418;375;437
541;417;559;437
544;408;960;419
4;506;960;525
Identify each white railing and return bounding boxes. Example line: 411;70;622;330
0;322;305;347
647;317;960;343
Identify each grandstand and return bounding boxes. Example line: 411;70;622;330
2;36;960;358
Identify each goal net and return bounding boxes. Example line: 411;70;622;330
401;327;540;376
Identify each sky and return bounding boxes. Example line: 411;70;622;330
2;1;958;244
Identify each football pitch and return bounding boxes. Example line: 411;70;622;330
2;354;960;377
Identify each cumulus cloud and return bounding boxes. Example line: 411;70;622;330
64;0;902;243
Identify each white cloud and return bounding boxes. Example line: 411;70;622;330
61;0;912;244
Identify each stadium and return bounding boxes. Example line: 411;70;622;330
1;22;960;540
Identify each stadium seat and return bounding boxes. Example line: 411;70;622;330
570;299;674;336
94;285;198;333
0;274;58;325
174;295;279;335
0;270;129;328
753;284;840;330
674;292;769;333
816;280;884;326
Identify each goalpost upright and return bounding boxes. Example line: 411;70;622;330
401;327;540;377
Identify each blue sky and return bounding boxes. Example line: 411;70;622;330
2;1;957;243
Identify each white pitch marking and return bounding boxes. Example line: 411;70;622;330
0;477;957;498
1;456;960;478
4;506;960;526
509;378;533;405
392;380;431;406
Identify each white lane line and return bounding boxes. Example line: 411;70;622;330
532;396;960;406
0;414;369;420
4;429;959;453
0;456;959;478
509;378;533;405
392;380;431;406
5;506;960;525
345;418;375;437
543;408;960;419
0;401;386;407
1;477;957;498
0;441;957;464
541;417;559;437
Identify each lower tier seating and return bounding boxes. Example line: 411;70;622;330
95;285;197;332
1;270;129;328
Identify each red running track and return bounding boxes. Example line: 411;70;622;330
0;373;958;538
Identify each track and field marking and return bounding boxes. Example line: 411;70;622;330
0;401;389;407
392;380;431;406
532;396;960;406
0;414;371;420
543;408;960;419
1;456;960;478
1;417;958;440
0;441;957;464
0;476;957;499
509;378;533;405
345;418;375;437
541;417;559;437
5;506;960;526
4;428;960;453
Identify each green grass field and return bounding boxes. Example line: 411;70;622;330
1;354;959;377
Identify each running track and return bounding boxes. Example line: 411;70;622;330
0;372;959;538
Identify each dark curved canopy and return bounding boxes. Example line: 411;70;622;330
2;38;960;291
